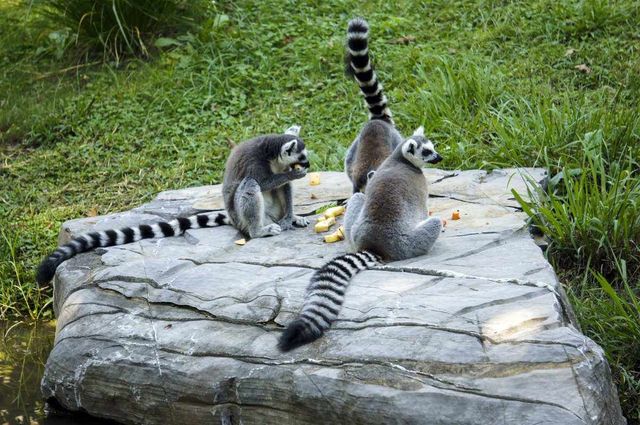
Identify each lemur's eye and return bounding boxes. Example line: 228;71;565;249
423;149;432;155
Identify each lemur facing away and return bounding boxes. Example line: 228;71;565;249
344;18;404;193
36;125;310;285
278;128;443;352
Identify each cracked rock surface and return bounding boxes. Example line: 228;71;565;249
42;169;625;425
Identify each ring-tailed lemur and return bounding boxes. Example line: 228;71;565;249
344;18;404;193
278;128;443;351
36;125;310;285
222;125;310;238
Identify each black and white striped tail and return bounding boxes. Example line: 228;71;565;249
278;251;381;352
36;212;230;285
345;18;394;125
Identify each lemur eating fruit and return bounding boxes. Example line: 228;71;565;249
37;125;310;285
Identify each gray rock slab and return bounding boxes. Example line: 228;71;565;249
42;169;625;425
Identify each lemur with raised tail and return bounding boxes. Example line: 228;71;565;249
344;17;404;193
37;125;310;285
279;128;443;352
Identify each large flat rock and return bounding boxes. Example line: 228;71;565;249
41;169;625;425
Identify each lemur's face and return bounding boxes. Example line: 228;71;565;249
401;126;443;168
280;125;310;169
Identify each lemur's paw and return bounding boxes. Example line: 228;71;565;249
277;219;294;231
287;168;307;180
263;223;282;236
293;216;309;227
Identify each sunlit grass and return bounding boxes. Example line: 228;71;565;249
515;128;640;278
567;267;640;422
514;126;639;421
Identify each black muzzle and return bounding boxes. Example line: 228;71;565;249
428;154;443;164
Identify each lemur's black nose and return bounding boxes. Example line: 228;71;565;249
428;154;443;164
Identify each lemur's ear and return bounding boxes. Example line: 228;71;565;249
367;170;376;181
412;126;425;137
405;139;417;155
284;125;301;136
281;139;298;156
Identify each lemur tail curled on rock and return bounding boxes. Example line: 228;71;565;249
279;128;443;352
344;17;404;194
37;125;310;285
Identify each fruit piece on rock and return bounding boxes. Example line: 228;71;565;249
309;172;321;186
324;226;345;243
323;205;346;219
314;216;336;233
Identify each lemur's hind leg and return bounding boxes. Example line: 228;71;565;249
343;193;366;245
277;183;308;230
235;177;282;238
406;217;443;257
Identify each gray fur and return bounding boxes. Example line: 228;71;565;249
344;120;404;193
344;18;403;193
222;128;310;239
37;128;310;285
279;129;444;351
346;132;444;261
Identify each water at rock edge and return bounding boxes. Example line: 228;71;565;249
0;321;119;424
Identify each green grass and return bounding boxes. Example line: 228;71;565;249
514;130;640;278
573;269;640;416
42;0;208;62
513;129;639;422
1;0;639;421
